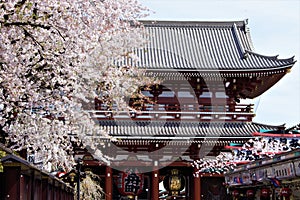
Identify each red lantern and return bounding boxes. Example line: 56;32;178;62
280;188;292;198
261;188;270;198
246;189;255;198
232;190;239;198
116;168;144;196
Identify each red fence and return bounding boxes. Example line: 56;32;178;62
0;153;74;200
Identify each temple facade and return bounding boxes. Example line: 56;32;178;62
73;20;296;200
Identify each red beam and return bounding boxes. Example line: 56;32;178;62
152;169;159;200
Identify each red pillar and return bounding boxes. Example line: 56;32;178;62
193;168;201;200
105;166;112;200
42;178;49;200
20;174;25;200
4;167;20;199
152;169;159;200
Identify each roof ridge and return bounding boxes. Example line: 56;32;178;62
140;19;248;27
232;23;247;59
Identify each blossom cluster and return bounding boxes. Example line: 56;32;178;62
0;0;152;172
193;152;236;174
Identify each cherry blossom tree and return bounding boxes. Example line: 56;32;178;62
0;0;153;172
75;170;103;199
192;152;236;175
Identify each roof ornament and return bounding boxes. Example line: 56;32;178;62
243;19;250;32
232;23;248;59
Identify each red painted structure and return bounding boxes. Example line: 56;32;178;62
0;145;74;200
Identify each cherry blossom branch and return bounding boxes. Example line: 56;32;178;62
1;21;51;30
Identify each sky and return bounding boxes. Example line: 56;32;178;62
138;0;300;128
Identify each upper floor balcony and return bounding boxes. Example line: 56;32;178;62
90;102;255;122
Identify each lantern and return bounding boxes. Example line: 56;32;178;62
246;189;255;198
232;190;239;198
261;188;270;198
163;169;185;196
116;168;144;197
280;188;292;200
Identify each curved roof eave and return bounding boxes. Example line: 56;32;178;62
144;64;295;73
252;121;286;129
245;50;296;63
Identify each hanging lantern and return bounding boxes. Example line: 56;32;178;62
280;188;292;199
261;188;270;198
163;169;185;196
116;168;144;197
232;190;239;198
246;189;255;198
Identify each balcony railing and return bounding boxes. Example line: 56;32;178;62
90;103;254;122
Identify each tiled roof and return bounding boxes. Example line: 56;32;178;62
99;120;283;139
127;20;295;71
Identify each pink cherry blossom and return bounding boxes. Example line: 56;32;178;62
1;0;152;172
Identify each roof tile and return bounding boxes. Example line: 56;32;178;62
123;20;296;71
98;120;282;138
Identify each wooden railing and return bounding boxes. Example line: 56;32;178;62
91;103;254;122
0;146;74;200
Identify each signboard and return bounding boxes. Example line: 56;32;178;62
256;168;267;182
241;172;252;184
294;160;300;176
231;173;243;185
250;169;257;182
27;153;43;169
273;162;295;180
266;167;274;178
